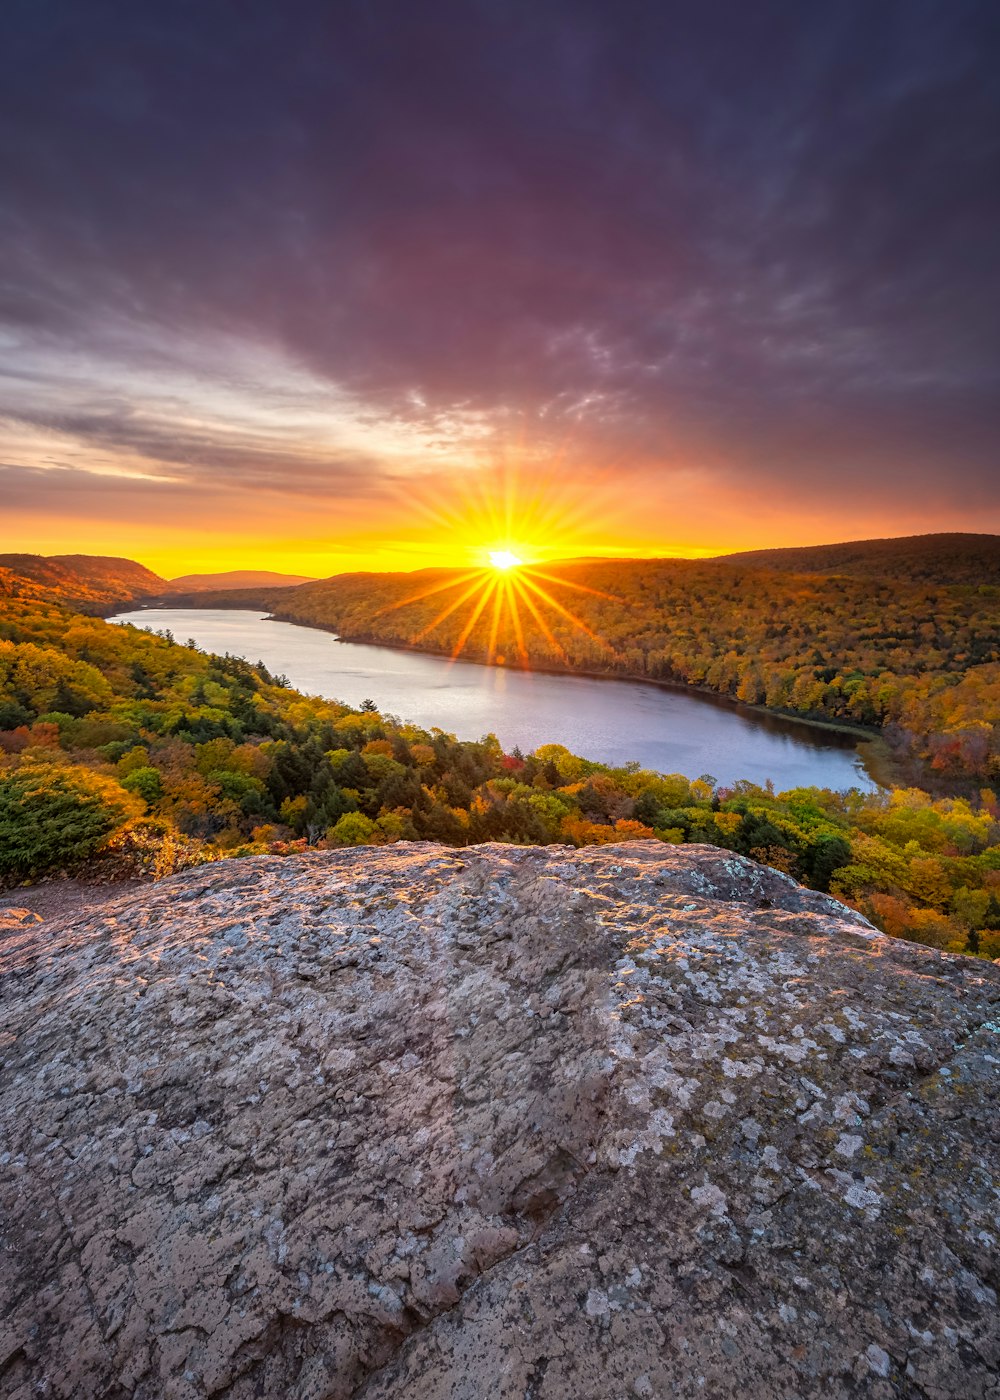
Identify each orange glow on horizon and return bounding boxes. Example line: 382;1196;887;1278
9;434;972;580
6;364;995;577
344;460;634;665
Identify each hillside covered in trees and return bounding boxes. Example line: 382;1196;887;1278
238;538;1000;788
715;531;1000;583
8;537;999;789
0;553;166;610
2;599;1000;961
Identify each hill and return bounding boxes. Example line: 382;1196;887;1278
8;536;998;785
167;569;316;590
0;553;166;610
714;532;1000;584
255;544;1000;784
2;842;998;1398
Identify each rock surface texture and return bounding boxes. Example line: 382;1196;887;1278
1;842;999;1400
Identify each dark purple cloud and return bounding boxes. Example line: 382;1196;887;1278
1;0;999;533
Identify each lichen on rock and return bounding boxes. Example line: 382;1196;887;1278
1;842;998;1398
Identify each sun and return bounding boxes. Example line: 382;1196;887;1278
488;549;523;571
369;462;623;667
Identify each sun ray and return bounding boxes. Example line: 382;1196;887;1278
512;575;568;660
413;572;491;643
450;575;498;661
503;457;515;546
516;573;619;654
375;567;484;617
486;576;506;662
504;576;529;666
522;567;623;603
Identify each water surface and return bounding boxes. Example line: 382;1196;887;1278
114;608;877;791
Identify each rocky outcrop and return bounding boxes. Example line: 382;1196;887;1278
1;842;998;1399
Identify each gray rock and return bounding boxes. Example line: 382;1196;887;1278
1;841;998;1399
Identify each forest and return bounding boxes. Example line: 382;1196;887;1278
2;597;999;961
249;548;1000;789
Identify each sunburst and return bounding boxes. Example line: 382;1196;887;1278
373;443;629;665
488;549;522;570
382;549;622;667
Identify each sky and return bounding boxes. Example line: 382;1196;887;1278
1;0;999;578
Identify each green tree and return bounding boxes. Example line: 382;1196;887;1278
119;765;163;805
328;811;378;845
0;761;141;880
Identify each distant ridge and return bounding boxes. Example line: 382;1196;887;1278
167;570;316;591
0;553;166;610
712;532;1000;584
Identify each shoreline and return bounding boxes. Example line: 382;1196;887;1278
113;602;898;790
262;611;895;787
266;612;879;729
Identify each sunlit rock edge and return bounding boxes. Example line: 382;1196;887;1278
1;841;998;1399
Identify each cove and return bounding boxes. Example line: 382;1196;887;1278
113;608;879;792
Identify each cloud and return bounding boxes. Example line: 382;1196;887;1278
0;0;998;553
0;404;390;497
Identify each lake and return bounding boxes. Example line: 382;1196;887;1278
113;608;878;792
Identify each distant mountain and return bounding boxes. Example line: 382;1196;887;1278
167;570;316;591
713;533;1000;584
0;553;167;611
